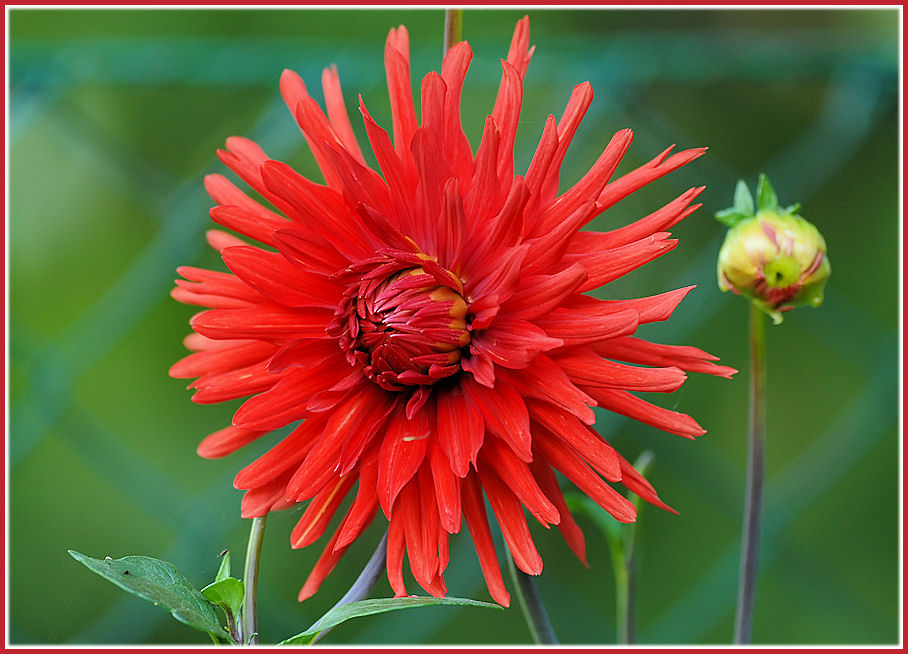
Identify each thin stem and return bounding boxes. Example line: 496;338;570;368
507;553;558;645
242;515;267;646
310;529;389;645
443;8;463;55
734;304;767;644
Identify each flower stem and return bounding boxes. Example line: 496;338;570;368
310;529;389;644
242;515;267;646
443;8;463;54
734;303;767;644
507;553;558;645
609;528;637;644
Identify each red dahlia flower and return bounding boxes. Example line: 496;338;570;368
171;17;735;607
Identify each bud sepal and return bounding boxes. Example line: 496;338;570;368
716;175;830;324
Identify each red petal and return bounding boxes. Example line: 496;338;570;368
534;307;638;348
563;286;695;325
174;266;262;307
615;450;677;514
221;246;341;309
231;353;350;430
335;453;382;549
590;186;705;250
532;128;634;238
480;437;560;527
170;339;276;379
504;264;587;321
593;336;737;379
497;354;596;425
573;232;679;292
385;26;417;161
267;338;342;374
298;520;349;602
321;64;366;164
286;385;388;501
290;473;356;549
240;470;297;518
536;82;594;209
528;400;621;482
208;204;287;247
428;438;463;534
469;317;562;370
597;145;707;212
273;227;350;276
196;425;265;459
477;465;543;575
440;40;474;184
582;387;706;439
386;508;408;597
554;347;687;393
460;375;531;462
377;407;430;516
259;160;372;262
190;362;282;404
534;427;636;523
234;417;325;490
462;474;510;607
190;303;333;341
530;457;588;566
435;385;484;477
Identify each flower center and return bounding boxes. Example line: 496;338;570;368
328;255;471;392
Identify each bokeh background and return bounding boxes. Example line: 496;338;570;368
8;7;901;646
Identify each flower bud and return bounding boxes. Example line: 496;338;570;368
716;175;830;324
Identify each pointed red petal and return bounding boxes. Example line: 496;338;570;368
530;457;588;566
298;520;348;602
234;417;325;490
435;385;484;477
290;474;356;549
480;437;560;527
534;427;636;523
462;474;511;607
377;407;430;516
582;387;706;439
477;466;543;575
528;400;621;482
221;246;341;309
460;375;531;462
497;354;596;425
428;438;463;534
196;425;265;459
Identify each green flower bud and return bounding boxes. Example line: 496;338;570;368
716;175;830;325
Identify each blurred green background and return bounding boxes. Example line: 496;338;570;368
8;7;900;646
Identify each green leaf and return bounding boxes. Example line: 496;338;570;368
213;550;231;583
733;179;755;216
202;577;244;614
68;550;226;641
756;173;779;212
714;209;749;228
278;596;502;645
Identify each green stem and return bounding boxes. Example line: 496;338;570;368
242;515;267;646
507;553;558;645
734;304;767;643
443;8;463;55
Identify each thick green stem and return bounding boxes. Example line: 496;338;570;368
734;304;767;643
507;553;558;645
443;8;463;54
242;515;267;646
